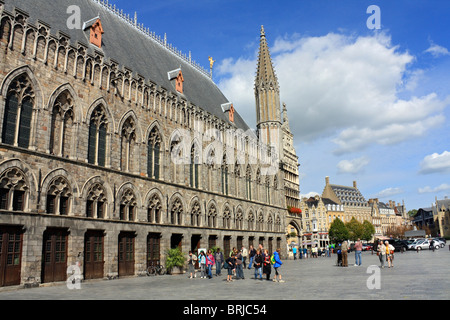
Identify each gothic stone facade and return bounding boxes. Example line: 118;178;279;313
0;1;286;287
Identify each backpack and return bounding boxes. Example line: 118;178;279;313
270;254;275;265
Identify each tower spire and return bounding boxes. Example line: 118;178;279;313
254;26;282;153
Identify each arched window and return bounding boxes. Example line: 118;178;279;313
147;194;162;223
120;117;136;172
190;144;199;188
207;204;217;228
86;183;107;219
119;189;136;221
170;197;183;225
223;206;231;229
50;90;74;157
87;105;108;167
0;168;28;211
221;154;228;195
2;74;34;148
190;201;201;226
236;209;243;230
46;177;72;215
257;212;264;231
147;127;161;179
245;165;252;200
248;211;255;230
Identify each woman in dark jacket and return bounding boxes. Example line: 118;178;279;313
253;249;263;280
262;249;272;280
225;253;235;282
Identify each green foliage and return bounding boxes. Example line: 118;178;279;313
328;218;349;243
165;248;186;272
345;217;364;241
362;220;376;241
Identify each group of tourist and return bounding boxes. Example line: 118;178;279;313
187;245;285;283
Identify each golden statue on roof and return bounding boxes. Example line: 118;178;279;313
208;56;215;69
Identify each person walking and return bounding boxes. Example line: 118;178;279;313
263;249;272;280
385;241;394;268
241;246;248;269
214;248;224;276
272;248;284;282
248;245;256;269
187;251;197;279
199;251;207;278
377;240;385;268
253;249;263;280
341;241;349;267
354;238;363;266
206;249;215;279
292;246;297;260
235;249;245;279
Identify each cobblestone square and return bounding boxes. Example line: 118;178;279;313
1;249;449;301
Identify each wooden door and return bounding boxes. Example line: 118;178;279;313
147;233;160;267
118;232;135;276
0;226;23;287
42;228;68;283
84;230;104;279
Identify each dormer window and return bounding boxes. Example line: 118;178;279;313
168;68;184;94
83;17;104;48
175;71;184;94
221;102;235;123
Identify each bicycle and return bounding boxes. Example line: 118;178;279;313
146;263;166;276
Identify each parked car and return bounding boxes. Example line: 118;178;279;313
390;239;408;252
431;238;445;248
409;239;440;251
362;243;373;251
407;238;425;250
432;238;445;248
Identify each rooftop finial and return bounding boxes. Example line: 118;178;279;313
260;25;265;37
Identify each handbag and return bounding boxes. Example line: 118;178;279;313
222;262;228;269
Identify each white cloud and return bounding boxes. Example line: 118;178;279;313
300;191;319;199
419;151;450;174
374;187;404;199
418;183;450;194
336;156;370;174
216;32;449;154
425;43;450;57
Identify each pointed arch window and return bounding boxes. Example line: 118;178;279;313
170;197;183;225
190;144;199;188
0;168;28;211
236;209;243;230
86;183;107;219
46;177;72;215
190;201;201;227
221;154;228;195
50;90;74;158
223;206;231;229
147;194;162;223
119;188;136;221
120;117;137;172
207;205;217;228
147;127;161;180
245;165;252;200
2;74;34;148
88;106;108;167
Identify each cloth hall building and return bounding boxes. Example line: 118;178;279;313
0;0;300;287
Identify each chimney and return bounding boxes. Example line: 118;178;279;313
353;181;357;188
325;176;329;185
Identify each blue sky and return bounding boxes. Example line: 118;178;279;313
112;0;450;211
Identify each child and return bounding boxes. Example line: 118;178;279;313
225;253;236;282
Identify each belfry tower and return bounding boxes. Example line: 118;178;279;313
254;26;282;151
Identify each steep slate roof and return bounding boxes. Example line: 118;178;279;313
329;184;368;207
4;0;250;131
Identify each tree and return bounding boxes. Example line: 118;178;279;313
362;220;376;241
329;218;349;243
346;217;364;241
